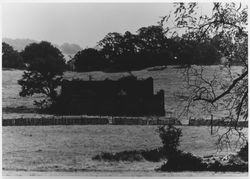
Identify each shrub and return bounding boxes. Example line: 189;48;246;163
157;151;208;171
157;125;182;156
92;148;166;162
237;142;248;162
141;148;166;162
93;150;143;162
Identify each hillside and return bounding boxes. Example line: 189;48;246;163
2;65;243;123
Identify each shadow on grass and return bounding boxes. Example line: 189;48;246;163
2;106;37;114
93;148;248;172
156;150;248;172
92;147;166;162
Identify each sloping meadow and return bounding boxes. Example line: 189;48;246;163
2;65;243;122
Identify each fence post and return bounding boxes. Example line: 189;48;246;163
210;114;213;135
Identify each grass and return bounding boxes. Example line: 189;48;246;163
91;125;248;172
2;125;247;172
3;106;37;113
2;66;247;174
2;66;244;121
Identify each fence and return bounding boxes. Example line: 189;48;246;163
2;116;109;126
2;116;182;126
188;118;248;127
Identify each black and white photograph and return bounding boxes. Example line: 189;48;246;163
1;1;249;177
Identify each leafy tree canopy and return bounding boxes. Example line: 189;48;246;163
18;41;66;110
21;41;66;73
73;48;106;72
2;42;24;69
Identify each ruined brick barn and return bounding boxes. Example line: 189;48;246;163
60;77;165;116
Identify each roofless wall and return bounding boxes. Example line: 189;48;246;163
60;77;165;116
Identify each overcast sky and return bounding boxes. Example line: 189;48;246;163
2;3;213;48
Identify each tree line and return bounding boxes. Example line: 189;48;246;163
71;25;224;72
3;25;231;71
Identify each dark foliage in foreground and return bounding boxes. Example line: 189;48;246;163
93;145;248;172
157;150;248;172
92;147;166;162
93;125;248;172
157;125;248;172
237;142;248;162
157;125;182;157
157;150;207;171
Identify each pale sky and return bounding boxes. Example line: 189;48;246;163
2;3;214;48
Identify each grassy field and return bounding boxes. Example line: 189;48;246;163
2;66;247;176
2;125;247;175
2;65;243;121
